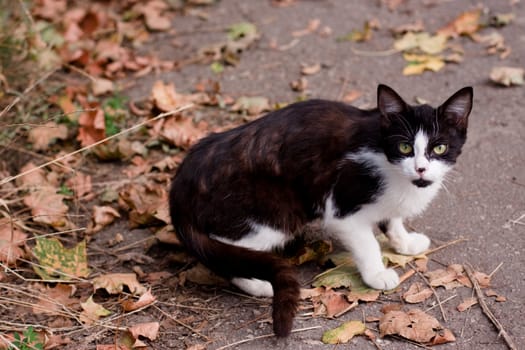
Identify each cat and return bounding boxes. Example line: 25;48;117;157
169;84;473;337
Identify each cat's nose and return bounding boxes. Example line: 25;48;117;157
416;167;426;175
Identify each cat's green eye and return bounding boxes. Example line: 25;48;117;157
433;144;447;155
398;142;413;154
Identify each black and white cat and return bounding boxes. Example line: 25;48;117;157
169;85;473;337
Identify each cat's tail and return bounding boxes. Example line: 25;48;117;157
178;226;300;337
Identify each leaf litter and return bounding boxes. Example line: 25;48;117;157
0;1;518;349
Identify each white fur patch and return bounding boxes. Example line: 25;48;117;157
211;223;290;251
232;278;273;297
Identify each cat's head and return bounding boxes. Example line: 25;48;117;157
377;84;473;188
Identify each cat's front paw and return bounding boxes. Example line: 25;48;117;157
362;269;399;290
396;233;430;255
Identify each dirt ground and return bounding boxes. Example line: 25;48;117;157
2;0;524;349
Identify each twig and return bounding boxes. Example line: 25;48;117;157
0;104;193;186
488;262;504;278
407;262;447;322
464;264;518;350
424;294;457;313
424;237;468;255
0;69;57;119
215;326;322;350
153;304;210;341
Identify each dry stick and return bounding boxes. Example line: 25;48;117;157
0;104;193;186
424;237;468;255
464;264;518;350
0;69;57;119
153;305;211;342
215;326;322;350
407;262;447;322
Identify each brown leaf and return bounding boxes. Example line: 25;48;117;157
292;18;321;37
151;80;205;112
489;66;524;86
88;205;121;234
437;9;481;38
301;62;321;75
155;116;208;150
80;295;112;324
342;90;362;103
32;283;78;315
290;77;308;92
128;322;160;345
66;172;93;199
77;103;106;147
457;297;478;312
135;1;172;31
230;96;271;115
321;320;366;344
28;122;68;151
16;162;49;189
402;282;433;304
92;273;147;295
379;308;455;344
118;182;168;227
180;263;227;286
425;264;470;290
91;77;114;96
120;289;157;312
23;188;72;229
0;218;28;266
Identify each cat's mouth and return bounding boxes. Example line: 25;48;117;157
412;178;433;188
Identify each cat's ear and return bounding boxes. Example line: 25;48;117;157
438;87;473;128
377;84;408;116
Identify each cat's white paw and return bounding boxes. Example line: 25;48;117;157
231;278;273;297
396;233;430;255
362;269;400;290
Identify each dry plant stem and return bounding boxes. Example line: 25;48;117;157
153;305;210;341
407;262;447;322
0;104;194;186
424;237;468;255
488;261;504;278
464;264;518;350
215;326;322;350
424;294;457;313
0;69;57;119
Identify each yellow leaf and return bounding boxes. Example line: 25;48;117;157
32;237;90;280
322;320;366;344
402;53;445;75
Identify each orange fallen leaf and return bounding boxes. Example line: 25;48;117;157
77;102;106;147
28;122;68;151
301;62;321;75
16;162;50;189
457;297;478;312
379;308;455;344
402;282;433;304
155;116;207;150
0;218;28;266
120;289;157;312
437;9;481;38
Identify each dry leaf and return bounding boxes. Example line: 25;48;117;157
180;263;227;286
33;283;78;315
16;162;49;189
128;322;160;346
379;308;455;344
392;20;425;34
230;96;271;115
403;282;433;304
0;218;28;266
314;289;356;318
438;9;481;38
28;122;68;151
91;77;114;96
457;297;478;312
92;273;147;295
118;182;168;227
290;77;308;92
88;205;121;233
32;237;89;280
156;116;207;149
342;90;362;103
402;53;445;75
489;67;524;86
66;172;93;199
151;80;206;112
121;289;157;312
292;18;321;37
301;63;321;75
24;188;71;229
322;320;366;344
394;32;447;55
80;295;112;324
77;103;106;147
